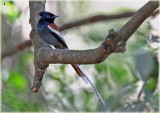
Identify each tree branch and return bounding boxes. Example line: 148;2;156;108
36;1;159;64
59;12;135;31
36;29;125;65
29;1;48;92
2;8;159;59
1;12;136;59
30;1;159;92
22;1;159;92
119;1;159;41
1;40;32;59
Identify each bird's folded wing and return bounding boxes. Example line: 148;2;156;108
48;24;68;48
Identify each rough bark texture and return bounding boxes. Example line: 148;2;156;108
2;10;159;59
36;1;159;64
119;1;159;41
29;1;48;92
29;1;159;92
29;1;46;54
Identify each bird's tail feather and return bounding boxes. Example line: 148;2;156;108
71;64;109;112
71;64;88;83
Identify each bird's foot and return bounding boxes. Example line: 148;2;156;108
42;44;52;48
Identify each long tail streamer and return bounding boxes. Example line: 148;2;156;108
72;64;109;112
81;70;109;112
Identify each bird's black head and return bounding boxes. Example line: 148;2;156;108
39;11;58;23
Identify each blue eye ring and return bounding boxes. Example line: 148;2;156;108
47;15;51;18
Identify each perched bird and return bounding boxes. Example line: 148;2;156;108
36;11;88;83
37;11;108;112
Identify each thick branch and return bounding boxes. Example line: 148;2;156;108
36;1;159;64
36;47;109;64
119;1;159;41
29;1;46;54
2;12;135;59
2;9;159;59
30;1;159;92
29;1;48;92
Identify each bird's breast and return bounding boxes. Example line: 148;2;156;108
37;23;47;32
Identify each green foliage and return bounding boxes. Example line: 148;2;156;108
5;71;27;91
1;1;159;112
2;70;43;112
2;1;21;23
1;49;44;112
2;89;43;112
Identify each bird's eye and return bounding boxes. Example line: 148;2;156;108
47;15;51;18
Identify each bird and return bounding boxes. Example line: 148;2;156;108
36;11;109;112
36;11;88;83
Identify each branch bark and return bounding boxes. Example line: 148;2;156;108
119;1;159;41
1;12;136;59
59;12;135;31
29;1;48;92
30;1;159;92
36;1;159;64
1;40;32;59
2;9;159;59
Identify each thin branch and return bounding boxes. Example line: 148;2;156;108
59;12;135;31
1;40;32;59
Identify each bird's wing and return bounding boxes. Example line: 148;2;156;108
49;23;61;33
48;24;68;48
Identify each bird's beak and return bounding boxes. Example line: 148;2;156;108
52;15;59;18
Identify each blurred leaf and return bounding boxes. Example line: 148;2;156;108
1;1;159;112
4;71;27;91
2;1;21;23
95;63;107;73
2;88;43;112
